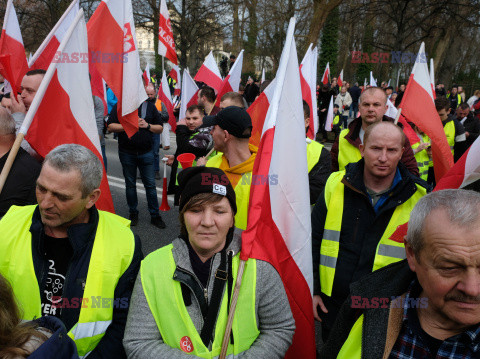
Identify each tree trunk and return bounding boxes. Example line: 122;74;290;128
304;0;343;53
232;0;240;53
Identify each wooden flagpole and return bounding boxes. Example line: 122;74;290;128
0;133;24;194
394;107;402;125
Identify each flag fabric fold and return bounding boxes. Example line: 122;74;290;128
399;42;453;182
168;63;181;96
324;95;334;131
241;17;315;359
300;44;318;139
158;0;177;65
338;69;343;88
194;51;223;92
143;62;150;86
87;0;147;138
214;50;244;106
29;0;80;70
178;68;199;120
22;9;114;213
0;0;29;95
370;71;377;87
261;68;265;84
247;78;276;148
321;62;330;85
158;71;176;133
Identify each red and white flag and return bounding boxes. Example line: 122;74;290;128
247;78;276;148
158;71;176;132
338;69;343;87
0;0;29;96
399;42;453;182
321;62;330;85
430;58;436;100
21;9;114;213
89;59;108;116
370;71;377;87
158;0;177;65
324;95;334;131
300;44;318;139
168;63;181;96
143;62;151;86
29;0;80;70
241;18;315;359
179;68;199;120
194;51;223;92
214;49;243;106
87;0;147;138
435;135;480;190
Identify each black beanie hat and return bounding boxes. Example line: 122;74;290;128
177;167;237;213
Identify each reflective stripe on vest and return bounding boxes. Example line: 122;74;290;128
0;205;135;357
444;120;455;156
141;244;259;358
337;315;363;358
411;137;430;181
319;172;427;296
338;129;362;171
306;140;324;173
207;154;251;230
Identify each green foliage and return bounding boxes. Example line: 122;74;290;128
318;7;340;77
356;24;374;81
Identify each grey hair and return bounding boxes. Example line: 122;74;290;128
44;144;103;197
406;189;480;254
0;107;16;136
359;87;388;105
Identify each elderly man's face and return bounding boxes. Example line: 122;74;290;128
406;209;480;331
36;163;96;231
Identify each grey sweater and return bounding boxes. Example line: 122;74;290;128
123;232;295;358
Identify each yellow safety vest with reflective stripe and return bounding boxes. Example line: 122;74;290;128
307;139;324;173
337;315;363;358
338;129;362;171
446;93;462;108
207;154;251;230
411;134;430;181
141;244;259;358
443;120;455;156
319;171;426;297
332;115;341;126
0;205;135;358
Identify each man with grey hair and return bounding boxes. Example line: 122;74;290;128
330;87;419;176
321;189;480;358
0;107;40;217
0;144;143;358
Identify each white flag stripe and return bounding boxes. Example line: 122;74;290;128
3;0;23;43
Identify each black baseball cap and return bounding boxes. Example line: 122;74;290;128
202;106;252;138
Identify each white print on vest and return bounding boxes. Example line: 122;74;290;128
42;260;65;315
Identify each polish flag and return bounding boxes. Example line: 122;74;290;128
338;69;343;87
89;59;108;116
241;18;315;359
194;51;223;92
435;135;480;191
214;50;243;106
143;62;151;86
324;95;334;131
399;42;453;182
158;71;176;132
430;58;436;100
87;0;147;138
29;0;80;70
179;68;199;121
300;44;318;139
22;9;114;213
247;78;276;148
370;71;377;87
158;0;177;65
321;62;329;85
168;63;181;96
0;0;29;96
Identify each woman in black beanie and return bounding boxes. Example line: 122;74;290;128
124;167;295;358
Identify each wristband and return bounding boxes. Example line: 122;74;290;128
147;124;151;130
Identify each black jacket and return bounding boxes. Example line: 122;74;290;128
320;260;415;358
309;146;331;205
29;206;143;359
311;160;429;329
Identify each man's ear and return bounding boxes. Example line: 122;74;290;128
359;143;365;157
405;238;417;273
447;108;451;115
86;189;101;209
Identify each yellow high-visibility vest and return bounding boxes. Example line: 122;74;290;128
338;129;362;171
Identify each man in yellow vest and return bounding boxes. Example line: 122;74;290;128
303;100;331;205
201;106;257;230
435;96;467;163
330;87;419;177
312;122;429;342
447;85;463;110
321;190;480;358
0;144;143;358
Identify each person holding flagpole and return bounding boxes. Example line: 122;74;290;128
123;167;294;358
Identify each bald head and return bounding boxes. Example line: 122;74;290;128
359;87;388;127
145;85;156;100
364;121;405;147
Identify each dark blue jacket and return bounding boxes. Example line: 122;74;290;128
29;206;143;359
28;316;79;359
